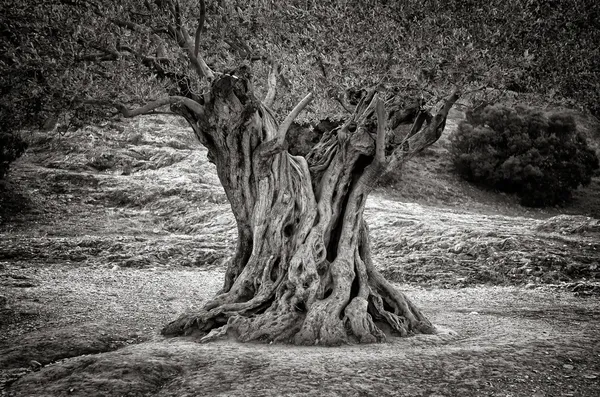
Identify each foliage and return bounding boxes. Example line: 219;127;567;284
450;105;599;207
406;0;600;116
0;131;27;179
1;0;598;139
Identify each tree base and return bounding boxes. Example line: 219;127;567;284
162;243;436;346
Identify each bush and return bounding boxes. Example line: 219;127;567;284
450;105;599;207
0;131;27;179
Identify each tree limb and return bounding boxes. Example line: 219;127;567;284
374;95;386;163
83;96;205;118
166;0;214;80
406;110;431;141
263;58;278;108
163;1;209;79
334;97;352;114
76;41;199;100
254;92;314;161
194;0;206;59
276;92;314;145
181;27;215;79
387;90;460;168
109;17;145;32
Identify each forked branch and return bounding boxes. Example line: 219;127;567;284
254;92;314;161
167;0;215;80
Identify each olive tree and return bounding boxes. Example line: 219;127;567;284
3;0;460;344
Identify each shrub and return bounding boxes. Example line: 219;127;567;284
0;131;27;179
450;105;599;207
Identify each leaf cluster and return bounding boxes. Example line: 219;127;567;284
450;105;599;207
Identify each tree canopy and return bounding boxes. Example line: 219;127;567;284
2;0;598;138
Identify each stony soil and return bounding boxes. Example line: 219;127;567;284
1;115;599;396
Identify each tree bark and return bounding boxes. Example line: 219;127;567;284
162;67;458;345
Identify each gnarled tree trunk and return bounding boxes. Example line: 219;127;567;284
161;66;459;345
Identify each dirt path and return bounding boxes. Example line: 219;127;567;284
1;116;599;395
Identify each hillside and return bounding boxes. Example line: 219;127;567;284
1;114;600;395
2;113;599;287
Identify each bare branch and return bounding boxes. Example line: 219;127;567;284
406;110;431;141
374;95;386;163
263;58;278;108
277;92;314;145
76;52;118;62
83;96;205;118
431;89;460;122
165;0;214;80
89;5;150;33
181;28;215;79
315;53;328;78
224;36;253;59
194;0;206;59
172;0;182;28
350;92;389;193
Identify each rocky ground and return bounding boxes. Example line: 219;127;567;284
1;115;599;396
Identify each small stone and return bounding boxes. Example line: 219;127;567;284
563;364;574;370
111;265;120;271
30;360;42;369
469;311;479;315
451;243;464;254
583;374;597;379
525;283;536;289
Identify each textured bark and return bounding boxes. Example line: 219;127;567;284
161;67;458;345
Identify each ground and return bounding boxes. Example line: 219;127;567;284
1;113;599;396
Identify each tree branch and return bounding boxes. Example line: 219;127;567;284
254;92;314;161
181;27;215;79
194;0;206;59
334;97;353;114
263;58;278;108
167;0;214;80
406;110;431;141
109;17;145;32
83;96;204;118
374;95;386;163
437;89;460;118
276;92;314;145
387;90;460;167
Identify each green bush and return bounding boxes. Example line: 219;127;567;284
0;131;27;179
450;105;599;207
